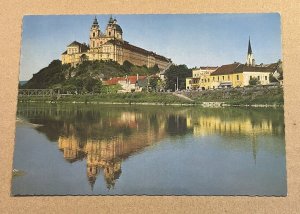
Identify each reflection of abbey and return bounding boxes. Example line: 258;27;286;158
17;104;283;191
57;111;167;189
61;16;172;70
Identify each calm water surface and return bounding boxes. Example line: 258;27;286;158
12;103;286;195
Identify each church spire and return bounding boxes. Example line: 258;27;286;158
246;36;255;66
92;16;98;26
109;15;114;24
248;37;252;55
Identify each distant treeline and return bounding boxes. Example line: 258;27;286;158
20;59;193;93
21;59;160;93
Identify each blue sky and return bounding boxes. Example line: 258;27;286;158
19;14;281;81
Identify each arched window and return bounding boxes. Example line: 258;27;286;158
93;41;95;47
93;32;95;37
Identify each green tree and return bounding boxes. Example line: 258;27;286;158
157;79;166;91
269;73;278;83
277;59;283;80
149;76;159;91
122;60;133;73
149;64;159;74
164;64;192;90
93;81;102;93
23;60;65;89
83;77;102;93
249;77;260;86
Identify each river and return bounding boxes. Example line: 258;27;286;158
12;103;286;196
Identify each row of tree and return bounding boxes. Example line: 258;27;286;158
21;58;283;93
21;59;166;93
164;64;192;90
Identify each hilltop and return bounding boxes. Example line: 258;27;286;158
22;59;160;93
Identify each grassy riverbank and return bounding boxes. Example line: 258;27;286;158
18;92;192;105
18;86;284;106
184;86;284;106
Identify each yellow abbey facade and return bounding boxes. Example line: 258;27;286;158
61;16;172;70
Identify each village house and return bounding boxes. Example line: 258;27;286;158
186;38;280;90
208;63;274;89
103;74;147;93
186;66;218;90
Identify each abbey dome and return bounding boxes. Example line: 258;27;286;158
62;16;171;70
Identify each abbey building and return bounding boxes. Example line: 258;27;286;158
61;16;172;70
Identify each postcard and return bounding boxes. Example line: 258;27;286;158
12;14;286;196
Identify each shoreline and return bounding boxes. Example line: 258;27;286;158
17;99;283;108
17;86;284;108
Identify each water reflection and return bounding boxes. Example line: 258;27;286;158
15;103;285;193
187;109;283;137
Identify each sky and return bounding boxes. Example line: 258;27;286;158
19;14;281;81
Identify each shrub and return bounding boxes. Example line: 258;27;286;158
249;77;260;86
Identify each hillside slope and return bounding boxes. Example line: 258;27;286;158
22;59;160;92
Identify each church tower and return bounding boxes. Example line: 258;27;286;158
105;16;123;40
90;16;101;48
246;37;255;66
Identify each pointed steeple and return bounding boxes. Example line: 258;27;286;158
246;36;255;66
109;15;114;24
93;16;98;26
248;37;252;55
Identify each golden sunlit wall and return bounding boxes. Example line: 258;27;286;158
186;77;192;90
61;53;83;67
186;114;274;137
242;71;271;86
200;72;244;89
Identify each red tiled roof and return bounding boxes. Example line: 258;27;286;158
104;77;123;85
103;76;147;85
265;63;278;69
211;63;240;76
211;63;275;76
236;64;275;73
199;66;218;70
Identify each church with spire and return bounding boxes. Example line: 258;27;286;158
246;37;255;66
185;37;281;90
61;16;172;70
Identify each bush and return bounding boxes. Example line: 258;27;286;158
249;77;260;86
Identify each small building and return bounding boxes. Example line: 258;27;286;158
209;63;275;89
185;66;218;90
186;77;193;90
103;75;147;92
